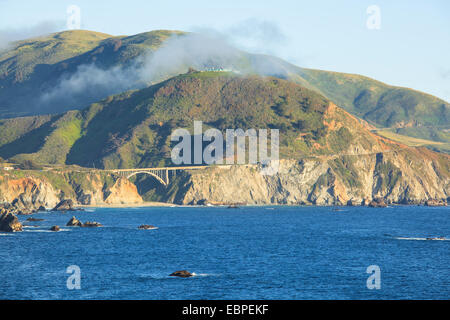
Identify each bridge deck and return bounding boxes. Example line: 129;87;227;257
102;165;232;172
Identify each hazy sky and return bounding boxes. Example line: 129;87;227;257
1;0;449;101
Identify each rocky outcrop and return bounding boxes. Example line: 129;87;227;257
425;199;447;207
165;149;449;206
104;178;143;205
196;199;209;206
138;224;157;230
82;221;102;227
66;216;82;227
368;198;387;208
347;199;363;206
0;208;22;232
0;177;59;211
66;217;101;227
169;270;193;278
0;172;144;210
26;217;44;221
52;199;75;211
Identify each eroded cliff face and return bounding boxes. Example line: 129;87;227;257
172;149;449;205
0;176;60;209
0;172;142;209
0;144;448;208
104;178;143;204
0;149;447;209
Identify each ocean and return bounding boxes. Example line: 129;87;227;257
1;205;449;299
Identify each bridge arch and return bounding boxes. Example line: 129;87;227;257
125;171;167;186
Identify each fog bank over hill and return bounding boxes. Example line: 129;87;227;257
39;32;291;111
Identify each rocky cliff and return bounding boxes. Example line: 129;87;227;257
0;171;142;211
104;177;143;204
0;147;448;209
159;149;449;206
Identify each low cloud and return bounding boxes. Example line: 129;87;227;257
439;68;450;80
39;63;140;109
39;29;292;112
39;33;244;110
224;18;288;55
0;21;64;50
193;19;288;57
139;33;243;78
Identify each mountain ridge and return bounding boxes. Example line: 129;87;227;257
0;29;448;152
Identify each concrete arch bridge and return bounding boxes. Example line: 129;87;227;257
103;166;212;186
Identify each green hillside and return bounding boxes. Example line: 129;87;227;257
0;72;388;168
0;29;181;117
0;29;448;150
295;67;449;128
267;58;450;151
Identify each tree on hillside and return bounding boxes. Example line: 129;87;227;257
17;159;43;170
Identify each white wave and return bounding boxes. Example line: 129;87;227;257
0;233;13;236
137;273;170;280
191;272;216;277
395;237;449;241
24;228;70;233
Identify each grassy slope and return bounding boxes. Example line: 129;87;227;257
375;129;450;153
244;55;450;151
0;30;180;117
0;30;112;78
291;67;450;151
296;68;449;126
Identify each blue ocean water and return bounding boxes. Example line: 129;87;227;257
0;205;449;300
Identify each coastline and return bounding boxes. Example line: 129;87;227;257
77;202;447;209
79;202;177;208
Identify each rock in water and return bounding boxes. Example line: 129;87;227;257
82;221;102;227
138;224;158;230
0;208;23;232
52;199;74;212
50;225;60;232
66;216;83;227
169;270;193;278
368;198;387;208
26;217;44;222
347;199;362;206
196;199;209;206
425;199;446;207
